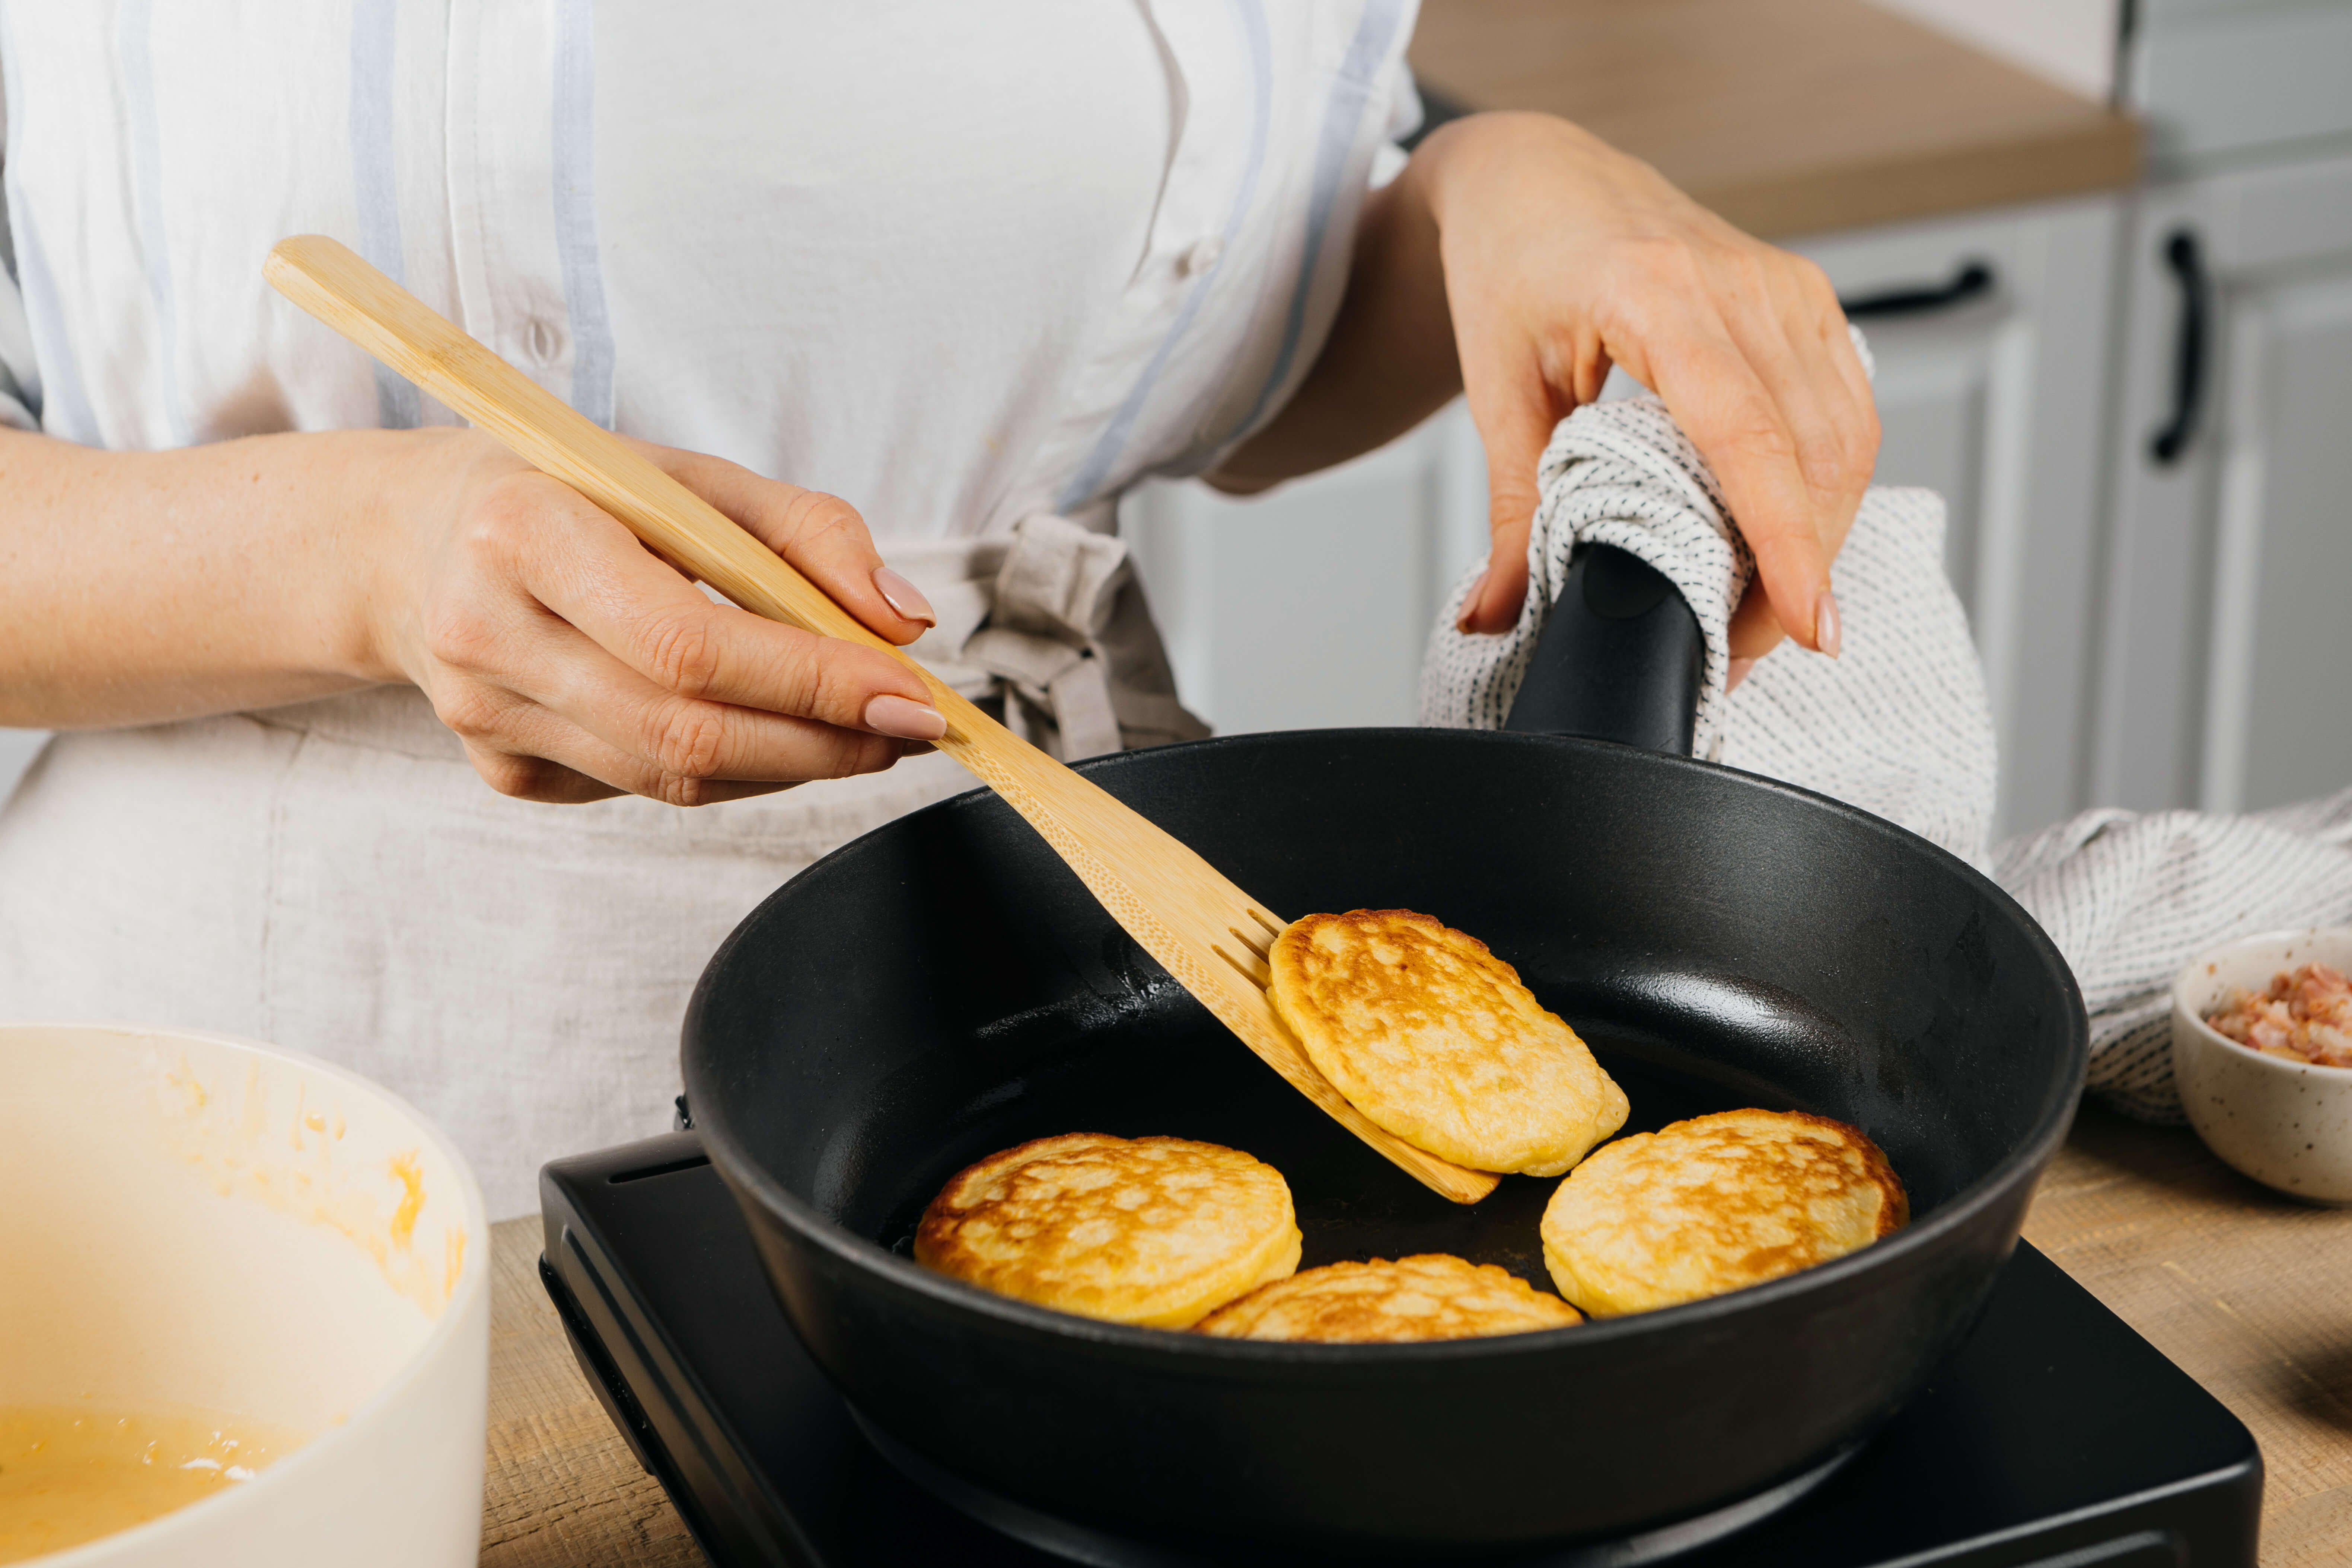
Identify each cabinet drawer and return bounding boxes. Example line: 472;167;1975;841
2128;1;2352;168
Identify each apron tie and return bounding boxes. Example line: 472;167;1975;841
890;512;1208;762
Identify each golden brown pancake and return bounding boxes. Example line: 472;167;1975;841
1540;1109;1908;1317
1269;909;1629;1176
913;1133;1301;1329
1196;1253;1583;1342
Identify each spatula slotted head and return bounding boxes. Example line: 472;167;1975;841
965;745;1501;1205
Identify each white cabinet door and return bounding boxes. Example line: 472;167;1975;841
2126;0;2352;172
1119;404;1488;736
1792;196;2123;836
0;731;45;804
2095;152;2352;813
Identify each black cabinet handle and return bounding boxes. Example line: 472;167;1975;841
2149;230;2209;466
1839;260;1996;320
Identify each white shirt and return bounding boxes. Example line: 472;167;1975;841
0;0;1418;534
0;1;1422;1217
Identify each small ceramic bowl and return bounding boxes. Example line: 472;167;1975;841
2172;927;2352;1205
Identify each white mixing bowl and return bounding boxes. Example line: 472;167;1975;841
0;1023;489;1566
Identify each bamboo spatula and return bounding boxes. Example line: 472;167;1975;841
266;235;1499;1206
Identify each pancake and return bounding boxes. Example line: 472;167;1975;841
1540;1109;1908;1317
1268;909;1628;1176
1196;1253;1583;1342
913;1133;1301;1329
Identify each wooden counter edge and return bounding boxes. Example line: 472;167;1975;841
1409;0;2143;241
1689;112;2141;241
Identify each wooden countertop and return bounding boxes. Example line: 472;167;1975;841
2019;1106;2352;1567
481;1221;703;1568
478;1104;2352;1567
1408;0;2141;239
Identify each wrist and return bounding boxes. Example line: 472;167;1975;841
328;428;431;688
342;426;511;688
1414;112;1596;232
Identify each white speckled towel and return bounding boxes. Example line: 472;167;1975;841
1417;341;2352;1121
1994;792;2352;1121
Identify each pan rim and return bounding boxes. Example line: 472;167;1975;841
687;726;2088;1366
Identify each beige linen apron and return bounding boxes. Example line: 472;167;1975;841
0;514;1202;1217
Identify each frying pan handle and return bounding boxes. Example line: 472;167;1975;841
1501;544;1703;756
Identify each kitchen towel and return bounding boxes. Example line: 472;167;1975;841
1993;791;2352;1120
1418;352;2352;1122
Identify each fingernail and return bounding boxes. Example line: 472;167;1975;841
1727;656;1757;692
864;693;947;741
1814;587;1841;659
872;566;936;628
1454;568;1490;634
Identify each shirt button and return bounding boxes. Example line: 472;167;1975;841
1179;236;1225;278
526;318;563;364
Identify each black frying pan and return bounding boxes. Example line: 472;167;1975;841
681;548;2085;1558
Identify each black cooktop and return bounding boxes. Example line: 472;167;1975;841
539;1133;2262;1568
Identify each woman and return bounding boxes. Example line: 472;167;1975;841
0;2;1874;1215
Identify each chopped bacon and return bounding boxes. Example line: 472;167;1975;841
2205;962;2352;1068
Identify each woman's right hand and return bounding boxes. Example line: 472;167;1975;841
370;428;946;806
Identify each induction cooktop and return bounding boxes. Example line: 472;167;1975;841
539;1132;2261;1568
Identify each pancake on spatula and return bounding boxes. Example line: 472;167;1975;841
914;1133;1301;1329
1196;1253;1582;1342
1541;1108;1908;1317
1269;910;1628;1177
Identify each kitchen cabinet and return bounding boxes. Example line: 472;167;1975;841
2092;150;2352;814
1126;194;2125;840
1120;405;1488;737
0;730;44;805
2126;0;2352;174
2086;0;2352;815
1407;0;2137;243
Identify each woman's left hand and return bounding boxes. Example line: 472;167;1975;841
1428;114;1877;669
1212;111;1878;679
